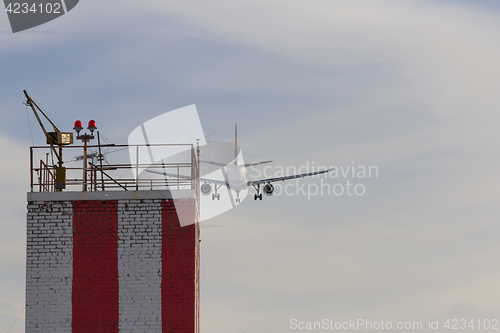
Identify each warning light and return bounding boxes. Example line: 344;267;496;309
88;120;97;134
73;120;83;135
75;120;96;142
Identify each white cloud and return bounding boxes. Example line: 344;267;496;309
200;208;500;332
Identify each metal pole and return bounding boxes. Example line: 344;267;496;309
30;148;33;192
39;159;42;192
196;140;200;186
56;145;63;192
58;146;63;167
136;145;139;191
45;153;49;191
83;140;88;192
97;131;105;191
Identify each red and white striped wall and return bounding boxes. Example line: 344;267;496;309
26;191;200;333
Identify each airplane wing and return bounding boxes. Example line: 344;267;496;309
247;167;334;186
146;169;227;186
200;160;227;167
243;160;272;167
200;160;272;167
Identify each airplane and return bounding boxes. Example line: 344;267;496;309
147;125;334;202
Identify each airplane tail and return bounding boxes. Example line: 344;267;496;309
199;124;272;167
235;124;238;158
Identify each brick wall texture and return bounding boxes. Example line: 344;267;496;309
26;198;200;333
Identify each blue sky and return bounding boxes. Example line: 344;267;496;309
1;1;500;332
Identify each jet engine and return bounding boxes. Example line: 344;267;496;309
201;183;212;196
263;183;274;196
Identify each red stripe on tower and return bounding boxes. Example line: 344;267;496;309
162;199;199;332
72;200;119;332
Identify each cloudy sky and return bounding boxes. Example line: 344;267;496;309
2;0;500;332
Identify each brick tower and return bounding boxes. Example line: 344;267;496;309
26;144;200;332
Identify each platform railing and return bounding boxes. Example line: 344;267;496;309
30;143;199;193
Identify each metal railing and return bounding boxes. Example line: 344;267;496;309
30;143;200;193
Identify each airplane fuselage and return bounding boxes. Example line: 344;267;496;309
224;162;248;193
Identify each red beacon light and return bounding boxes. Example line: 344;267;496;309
87;120;97;134
73;120;83;135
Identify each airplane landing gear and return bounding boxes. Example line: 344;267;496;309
252;184;263;201
211;185;222;200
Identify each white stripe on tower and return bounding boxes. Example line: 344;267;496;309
25;201;73;333
118;199;163;332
